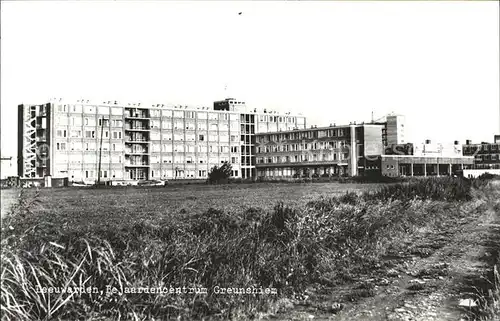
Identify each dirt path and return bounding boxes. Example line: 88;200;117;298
273;183;500;321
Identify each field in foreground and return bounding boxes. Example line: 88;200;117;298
1;178;499;321
0;182;377;229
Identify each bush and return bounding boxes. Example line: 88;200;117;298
364;176;474;202
208;162;232;184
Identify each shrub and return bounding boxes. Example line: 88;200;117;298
364;176;473;202
208;162;232;184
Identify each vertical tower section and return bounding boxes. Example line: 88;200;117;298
18;103;51;178
386;114;406;146
124;105;151;180
348;125;357;176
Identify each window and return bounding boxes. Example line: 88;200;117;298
70;130;81;138
162;121;172;129
98;119;109;126
199;134;205;141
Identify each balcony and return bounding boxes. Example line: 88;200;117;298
124;162;150;167
125;126;151;131
125;113;150;119
125;138;150;144
125;149;149;155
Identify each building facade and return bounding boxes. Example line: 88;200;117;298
385;114;405;146
380;155;474;177
17;98;306;182
462;137;500;169
254;123;385;178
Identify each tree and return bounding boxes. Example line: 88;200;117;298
208;162;232;184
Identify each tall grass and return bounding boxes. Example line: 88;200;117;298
483;264;500;321
0;176;496;320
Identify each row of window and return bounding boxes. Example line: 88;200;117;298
150;156;240;164
55;132;242;143
258;128;347;143
55;117;241;131
257;115;302;124
56;142;125;151
55;116;124;127
56;130;123;139
257;152;348;164
55;141;242;153
150;169;239;179
257;141;347;153
56;105;242;121
474;154;500;161
55;155;123;163
56;156;240;166
464;145;500;153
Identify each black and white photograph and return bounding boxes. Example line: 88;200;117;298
1;0;499;320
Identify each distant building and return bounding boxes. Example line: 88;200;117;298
17;98;307;183
462;136;500;169
255;123;385;178
255;116;475;178
385;114;405;146
380;155;474;177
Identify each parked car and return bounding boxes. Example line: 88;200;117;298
137;179;168;186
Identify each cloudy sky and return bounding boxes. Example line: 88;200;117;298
1;1;499;165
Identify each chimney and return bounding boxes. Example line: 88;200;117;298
425;139;431;144
466;139;472;145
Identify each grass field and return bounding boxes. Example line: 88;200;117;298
2;182;377;229
1;178;499;321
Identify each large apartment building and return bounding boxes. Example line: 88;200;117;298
255;123;385;178
17;98;306;183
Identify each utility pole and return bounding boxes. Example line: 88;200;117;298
97;116;105;185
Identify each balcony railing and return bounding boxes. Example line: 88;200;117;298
125;113;150;119
125;162;150;166
125;138;150;143
125;126;151;131
125;150;149;154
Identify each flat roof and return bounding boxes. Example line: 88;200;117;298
255;123;385;136
382;154;475;164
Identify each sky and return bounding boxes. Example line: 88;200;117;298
1;1;499;168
